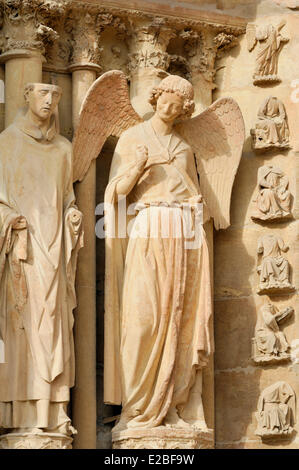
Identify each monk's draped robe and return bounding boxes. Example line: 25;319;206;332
0;113;83;432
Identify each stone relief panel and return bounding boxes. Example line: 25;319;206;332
252;302;293;364
255;382;296;439
251;165;292;222
256;234;294;294
250;97;290;151
246;21;289;85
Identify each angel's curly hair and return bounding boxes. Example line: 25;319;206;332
148;75;195;120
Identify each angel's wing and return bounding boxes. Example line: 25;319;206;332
246;23;257;51
73;70;142;182
175;97;245;230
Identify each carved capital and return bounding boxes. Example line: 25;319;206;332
68;10;127;70
179;28;239;88
68;11;101;68
128;50;170;74
127;18;175;75
0;0;61;57
128;18;175;53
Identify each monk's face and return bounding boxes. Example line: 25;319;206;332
26;84;61;121
156;91;184;123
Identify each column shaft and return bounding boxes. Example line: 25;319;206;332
3;51;44;127
72;69;97;449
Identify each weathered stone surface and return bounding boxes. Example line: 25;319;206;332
0;433;72;449
112;427;214;449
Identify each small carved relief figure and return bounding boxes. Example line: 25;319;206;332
251;165;292;221
257;234;294;294
256;382;296;439
72;71;245;440
0;84;83;441
251;97;290;150
252;302;293;364
247;21;289;85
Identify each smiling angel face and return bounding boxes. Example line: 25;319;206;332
149;75;195;122
155;91;184;123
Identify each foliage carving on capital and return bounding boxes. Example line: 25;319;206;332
0;0;62;55
68;11;126;67
179;28;238;85
128;50;170;73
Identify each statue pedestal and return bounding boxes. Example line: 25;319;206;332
112;426;214;449
0;432;72;449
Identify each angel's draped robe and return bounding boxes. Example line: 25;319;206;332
0;113;83;432
104;120;213;428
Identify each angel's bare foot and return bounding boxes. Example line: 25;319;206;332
164;408;190;429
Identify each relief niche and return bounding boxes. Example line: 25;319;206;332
252;302;293;364
251;165;292;222
250;97;290;151
255;382;296;440
246;21;289;85
256;234;294;295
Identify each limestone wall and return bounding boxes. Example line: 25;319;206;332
214;0;299;449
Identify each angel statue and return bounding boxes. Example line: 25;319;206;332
246;20;289;85
72;71;244;444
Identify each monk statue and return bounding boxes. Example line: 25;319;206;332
251;97;290;150
0;84;83;448
251;165;292;221
72;71;244;447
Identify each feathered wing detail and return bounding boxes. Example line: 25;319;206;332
175;97;245;230
246;23;257;51
72;70;143;182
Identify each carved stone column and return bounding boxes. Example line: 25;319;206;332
180;29;237;114
69;10;101;450
128;18;175;118
0;0;58;127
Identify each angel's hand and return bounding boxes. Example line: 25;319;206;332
136;145;148;171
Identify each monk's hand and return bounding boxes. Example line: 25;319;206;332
136;145;148;172
67;209;83;235
12;216;27;230
198;350;209;368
